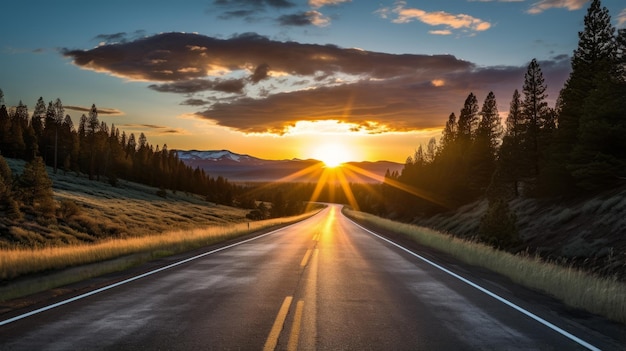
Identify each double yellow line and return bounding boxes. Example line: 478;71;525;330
263;296;305;351
265;238;319;351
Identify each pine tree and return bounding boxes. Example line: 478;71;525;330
497;90;524;197
17;156;55;219
8;102;27;159
565;2;624;191
0;155;21;219
0;104;10;155
550;0;618;193
470;92;502;195
456;93;479;143
31;97;46;139
521;59;550;183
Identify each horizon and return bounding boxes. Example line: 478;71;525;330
175;148;404;164
1;0;625;163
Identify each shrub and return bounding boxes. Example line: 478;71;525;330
479;199;519;249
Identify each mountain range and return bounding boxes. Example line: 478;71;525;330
175;150;403;183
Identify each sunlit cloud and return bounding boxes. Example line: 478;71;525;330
429;29;453;35
377;1;491;34
618;8;626;27
527;0;588;14
308;0;351;8
62;32;570;135
431;79;446;87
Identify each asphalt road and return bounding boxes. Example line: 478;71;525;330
0;205;623;350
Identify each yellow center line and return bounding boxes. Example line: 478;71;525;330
313;233;320;241
300;249;312;267
263;296;293;351
287;300;305;351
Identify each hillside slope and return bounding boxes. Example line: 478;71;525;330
0;158;249;248
413;187;626;280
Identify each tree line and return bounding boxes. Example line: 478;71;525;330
361;0;625;247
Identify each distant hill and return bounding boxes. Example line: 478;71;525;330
175;150;404;183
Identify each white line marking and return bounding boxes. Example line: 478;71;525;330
0;221;303;327
346;216;602;351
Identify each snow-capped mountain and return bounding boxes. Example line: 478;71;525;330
175;150;260;163
174;149;403;183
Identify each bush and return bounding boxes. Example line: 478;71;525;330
59;199;81;220
479;199;519;249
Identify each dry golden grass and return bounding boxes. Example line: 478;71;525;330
344;208;626;324
0;212;317;301
1;158;252;248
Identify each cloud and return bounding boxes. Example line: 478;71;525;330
277;10;330;27
213;0;295;9
308;0;351;8
618;8;626;27
62;32;570;134
527;0;588;14
181;98;210;106
377;1;491;34
65;105;124;116
149;78;246;94
213;0;296;21
120;124;186;135
429;30;453;35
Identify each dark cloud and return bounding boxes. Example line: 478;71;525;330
277;11;320;26
94;32;128;43
218;10;256;19
62;32;570;134
250;63;270;83
63;32;472;82
120;124;184;135
93;30;146;44
65;105;124;116
149;78;245;94
181;98;210;106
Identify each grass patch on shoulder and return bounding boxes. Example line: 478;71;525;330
344;208;626;325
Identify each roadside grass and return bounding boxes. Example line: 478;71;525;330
344;208;626;324
0;211;318;302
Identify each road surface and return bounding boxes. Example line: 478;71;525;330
0;205;623;350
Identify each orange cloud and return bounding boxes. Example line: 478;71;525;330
377;1;491;34
527;0;588;14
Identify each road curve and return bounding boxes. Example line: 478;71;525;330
0;205;623;350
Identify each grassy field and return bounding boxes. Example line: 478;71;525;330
0;158;321;301
344;208;626;324
1;158;255;248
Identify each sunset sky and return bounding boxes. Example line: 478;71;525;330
1;0;625;163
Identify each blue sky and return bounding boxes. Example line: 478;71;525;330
1;0;624;162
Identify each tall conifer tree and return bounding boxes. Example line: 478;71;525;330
521;59;550;182
550;0;618;192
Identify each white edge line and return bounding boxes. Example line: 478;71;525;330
0;220;303;327
346;217;602;351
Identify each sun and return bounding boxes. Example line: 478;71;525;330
312;143;352;168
